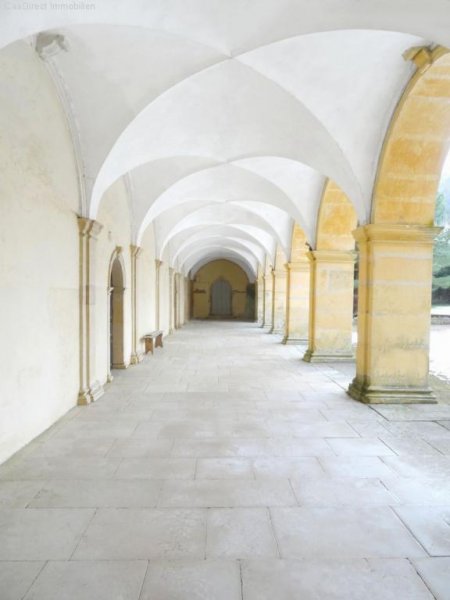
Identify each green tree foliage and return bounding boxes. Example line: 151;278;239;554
433;181;450;305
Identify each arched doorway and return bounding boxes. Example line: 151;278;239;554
109;254;125;372
211;278;232;316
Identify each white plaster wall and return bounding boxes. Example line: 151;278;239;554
95;178;133;383
138;225;157;351
0;42;80;463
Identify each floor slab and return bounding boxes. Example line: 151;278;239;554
23;561;147;600
72;508;206;560
242;558;434;600
140;560;241;600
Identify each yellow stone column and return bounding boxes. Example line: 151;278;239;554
130;245;143;365
348;224;440;404
283;258;310;344
77;217;104;405
263;268;273;330
303;250;356;362
271;265;288;335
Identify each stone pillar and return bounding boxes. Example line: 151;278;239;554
257;273;265;327
263;271;273;330
77;217;104;405
348;224;440;404
155;259;162;330
303;250;356;362
130;245;143;365
271;266;287;335
283;258;310;344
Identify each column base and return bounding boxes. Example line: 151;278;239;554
77;380;104;405
348;378;437;404
112;362;129;370
272;328;285;336
282;336;308;345
130;352;144;365
303;349;354;363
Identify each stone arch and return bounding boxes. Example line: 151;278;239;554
192;259;250;319
107;248;127;376
372;47;450;225
316;180;357;251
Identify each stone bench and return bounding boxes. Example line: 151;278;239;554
143;330;163;355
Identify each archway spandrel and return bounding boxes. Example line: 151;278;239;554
316;181;357;251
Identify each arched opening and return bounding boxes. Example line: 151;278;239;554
430;149;450;385
109;254;125;372
191;259;254;320
210;278;232;317
433;149;450;309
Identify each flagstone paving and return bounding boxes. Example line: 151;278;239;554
0;321;449;599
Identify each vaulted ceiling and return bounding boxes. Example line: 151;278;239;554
2;0;448;279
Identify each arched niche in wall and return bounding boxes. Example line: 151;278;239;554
108;248;127;376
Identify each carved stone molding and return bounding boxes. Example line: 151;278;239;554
130;244;143;365
77;216;104;405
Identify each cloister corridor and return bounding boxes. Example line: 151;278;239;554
0;321;449;600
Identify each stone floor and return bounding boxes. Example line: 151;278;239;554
1;320;450;599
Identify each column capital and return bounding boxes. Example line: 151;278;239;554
307;249;357;264
77;216;103;239
130;244;142;258
403;44;447;73
155;259;163;269
285;259;310;272
353;224;442;245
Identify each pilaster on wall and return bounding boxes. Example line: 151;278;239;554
348;224;440;404
130;245;143;365
77;217;104;405
155;259;162;330
303;250;356;363
174;273;180;329
169;267;175;334
283;258;310;344
185;277;191;323
257;273;265;327
263;269;273;330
